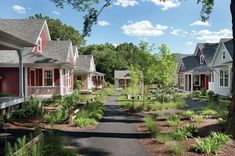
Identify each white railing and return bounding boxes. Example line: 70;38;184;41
208;82;214;91
27;86;60;96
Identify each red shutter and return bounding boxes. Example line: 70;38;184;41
54;69;60;86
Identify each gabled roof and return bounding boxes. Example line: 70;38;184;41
181;56;200;72
0;19;46;43
175;53;191;64
0;41;72;64
196;43;219;64
76;55;93;71
114;70;130;79
221;38;233;57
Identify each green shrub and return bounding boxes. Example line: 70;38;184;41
195;132;230;154
190;114;204;122
12;97;42;119
207;91;214;100
43;109;69;124
199;108;217;118
171;128;192;140
169;142;186;155
74;117;97;127
51;94;63;106
183;124;198;133
5;135;28;156
182;110;195;118
192;90;201;98
144;116;159;135
201;88;207;96
167;118;180;126
81;101;105;120
155;133;170;144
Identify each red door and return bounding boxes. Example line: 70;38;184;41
30;70;36;86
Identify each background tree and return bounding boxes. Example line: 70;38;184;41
29;14;85;46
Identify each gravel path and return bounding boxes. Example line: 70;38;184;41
63;95;150;156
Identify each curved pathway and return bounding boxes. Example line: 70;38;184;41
64;95;150;156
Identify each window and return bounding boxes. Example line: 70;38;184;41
222;50;226;60
179;74;184;86
68;70;72;87
37;37;42;52
200;55;204;64
220;69;229;87
44;70;53;86
193;75;200;86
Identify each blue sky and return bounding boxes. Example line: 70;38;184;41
0;0;232;54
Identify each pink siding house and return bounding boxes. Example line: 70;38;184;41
0;19;75;98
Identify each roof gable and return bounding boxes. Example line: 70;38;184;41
76;55;94;72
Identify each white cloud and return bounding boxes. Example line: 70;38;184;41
171;29;188;37
122;20;168;37
12;5;26;14
186;41;193;46
52;11;61;15
98;20;110;26
114;0;139;7
190;20;210;27
192;29;232;43
148;0;180;11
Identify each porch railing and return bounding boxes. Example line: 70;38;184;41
27;86;60;96
208;82;214;91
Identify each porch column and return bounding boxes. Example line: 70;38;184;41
59;68;63;96
191;74;193;92
17;49;24;98
24;67;28;97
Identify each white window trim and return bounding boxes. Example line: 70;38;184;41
37;37;42;53
222;50;226;60
193;75;201;86
219;69;229;88
67;70;72;87
43;69;54;87
179;74;184;86
200;55;204;64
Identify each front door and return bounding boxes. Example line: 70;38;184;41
30;69;36;86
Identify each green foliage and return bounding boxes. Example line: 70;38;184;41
190;114;204;122
183;124;199;133
171;128;192;140
167;118;180;127
74;80;82;91
155;133;170;144
12;97;42;119
198;108;217;118
126;64;141;96
169;141;186;155
74;117;97;127
192;90;201;98
51;94;63;106
182;110;195;118
63;93;79;113
43;109;69;124
195;132;230;154
144;116;159;135
207;90;214;100
201;88;207;96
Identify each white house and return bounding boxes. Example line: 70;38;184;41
114;70;131;89
210;38;233;96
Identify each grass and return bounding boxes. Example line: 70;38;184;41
167;118;180;126
144;116;159;135
155;133;170;144
169;141;186;155
74;117;97;127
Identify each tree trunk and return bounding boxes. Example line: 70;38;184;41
226;0;235;138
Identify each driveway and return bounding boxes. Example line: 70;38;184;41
63;95;150;156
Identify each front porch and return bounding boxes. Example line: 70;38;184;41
184;73;211;92
26;67;73;98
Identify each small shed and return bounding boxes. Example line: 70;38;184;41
114;70;131;88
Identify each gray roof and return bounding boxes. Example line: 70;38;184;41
76;55;93;71
197;43;219;64
0;41;71;64
182;56;200;72
114;70;131;79
0;19;45;43
221;38;233;57
188;65;213;73
175;53;191;64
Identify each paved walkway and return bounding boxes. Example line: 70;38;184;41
63;95;150;156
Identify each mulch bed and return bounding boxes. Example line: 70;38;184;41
137;117;235;156
3;117;98;132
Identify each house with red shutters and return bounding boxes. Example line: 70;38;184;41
0;19;75;98
178;42;219;92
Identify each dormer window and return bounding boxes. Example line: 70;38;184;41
222;50;226;60
37;37;42;52
200;55;204;64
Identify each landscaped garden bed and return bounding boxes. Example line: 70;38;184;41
138;100;234;156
